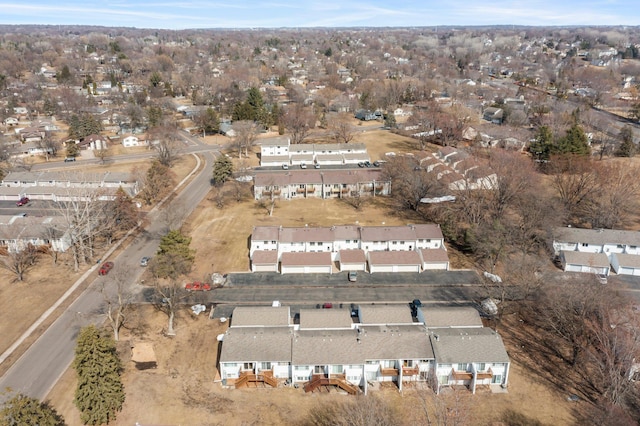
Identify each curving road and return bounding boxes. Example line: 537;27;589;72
0;136;218;403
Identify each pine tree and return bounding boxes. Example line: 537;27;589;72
212;155;234;185
555;124;590;156
615;126;636;157
529;125;554;161
0;393;65;426
73;325;124;426
153;230;195;279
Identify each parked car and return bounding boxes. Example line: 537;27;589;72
322;303;333;309
16;197;30;207
364;161;372;167
98;261;114;275
358;162;365;167
373;161;380;167
282;163;289;170
300;163;307;169
140;256;150;267
348;271;358;282
314;163;321;169
64;157;76;162
185;281;212;291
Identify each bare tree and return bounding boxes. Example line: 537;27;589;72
53;186;105;271
549;155;599;218
153;279;184;336
382;156;444;212
282;103;315;144
94;146;111;165
148;124;182;167
231;120;259;158
100;270;133;341
328;112;356;144
585;304;640;407
36;132;60;161
0;244;39;282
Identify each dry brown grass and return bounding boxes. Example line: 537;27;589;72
0;154;197;369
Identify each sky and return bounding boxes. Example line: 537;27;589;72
0;1;638;29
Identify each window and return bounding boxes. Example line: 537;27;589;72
271;241;276;244
457;363;467;371
243;362;254;370
492;374;502;384
260;362;272;370
476;363;486;372
310;242;316;246
331;365;343;374
314;365;324;374
582;243;588;247
263;241;268;244
392;241;397;245
346;240;350;244
438;375;449;385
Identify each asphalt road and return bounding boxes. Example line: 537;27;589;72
0;143;217;402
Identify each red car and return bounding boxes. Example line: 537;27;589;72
98;261;114;275
16;197;30;207
185;282;212;291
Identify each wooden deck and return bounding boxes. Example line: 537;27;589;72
234;371;278;389
303;374;360;395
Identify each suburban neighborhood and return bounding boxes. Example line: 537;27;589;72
0;21;639;426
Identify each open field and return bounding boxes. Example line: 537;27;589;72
184;195;421;278
46;304;579;426
0;154;197;368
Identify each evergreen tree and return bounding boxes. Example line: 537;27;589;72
212;155;234;185
0;393;65;426
56;65;72;84
555;124;590;156
615;126;636;157
146;105;163;127
67;114;102;139
65;141;80;158
384;112;397;129
73;325;124;426
529;125;554;161
232;87;267;125
154;230;195;279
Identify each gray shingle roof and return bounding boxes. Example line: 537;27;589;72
358;305;414;325
299;308;353;330
219;327;292;363
553;227;640;247
231;306;291;327
430;328;509;364
421;306;483;328
561;250;610;268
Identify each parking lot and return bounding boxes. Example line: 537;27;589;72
226;270;480;287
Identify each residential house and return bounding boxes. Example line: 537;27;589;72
219;305;509;395
0;215;71;252
253;169;390;201
482;107;504;124
431;327;510;394
552;226;640;275
249;224;447;274
122;135;147;147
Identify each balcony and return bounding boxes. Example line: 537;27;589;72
303;374;360;395
402;367;420;376
234;370;278;388
380;368;399;376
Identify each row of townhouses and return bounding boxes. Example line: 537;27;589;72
415;147;498;191
259;137;370;167
0;171;139;201
552;227;640;276
253;169;391;201
250;224;449;273
219;305;510;395
0;215;71;253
